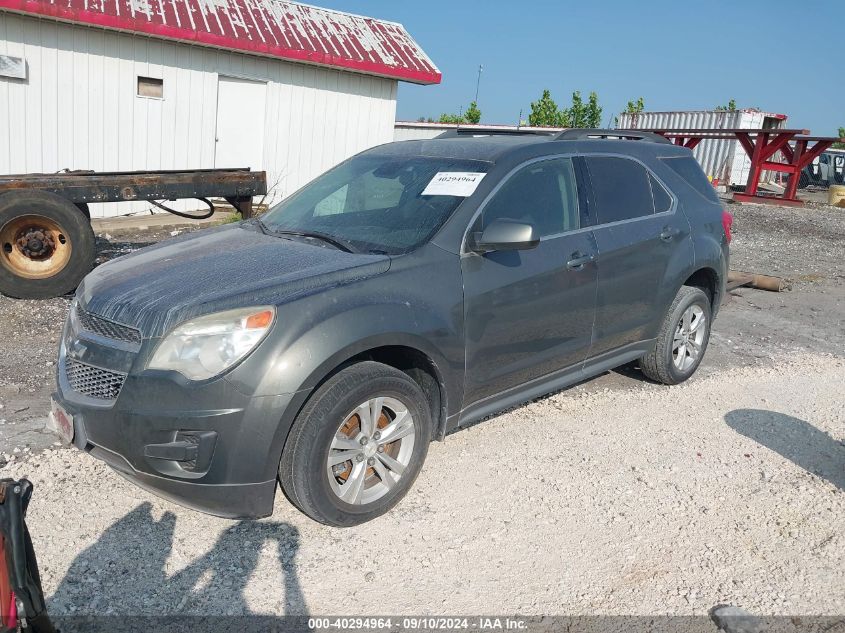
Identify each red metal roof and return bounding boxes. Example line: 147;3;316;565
0;0;441;84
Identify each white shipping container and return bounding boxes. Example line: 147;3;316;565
618;109;787;187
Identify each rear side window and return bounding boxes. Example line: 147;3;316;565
661;156;719;203
649;174;673;213
585;156;655;224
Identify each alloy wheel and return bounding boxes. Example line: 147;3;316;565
326;397;416;505
672;304;706;372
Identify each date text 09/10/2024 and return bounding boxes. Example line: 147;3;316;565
307;617;528;630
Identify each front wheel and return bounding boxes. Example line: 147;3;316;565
640;285;712;385
279;362;432;527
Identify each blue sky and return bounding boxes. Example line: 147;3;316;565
321;1;842;135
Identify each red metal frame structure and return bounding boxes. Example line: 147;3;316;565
642;128;844;206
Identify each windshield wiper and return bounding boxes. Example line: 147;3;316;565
262;226;357;253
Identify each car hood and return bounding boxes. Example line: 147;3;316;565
78;223;391;338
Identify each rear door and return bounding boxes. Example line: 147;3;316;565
582;155;690;357
461;156;598;404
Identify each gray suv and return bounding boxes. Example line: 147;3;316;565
52;129;732;527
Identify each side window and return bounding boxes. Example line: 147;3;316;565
661;156;720;203
482;157;579;238
649;174;673;213
585;156;655;224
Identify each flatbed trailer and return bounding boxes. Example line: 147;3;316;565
0;168;266;300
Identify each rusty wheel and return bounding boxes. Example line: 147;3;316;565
279;362;431;526
0;190;95;299
327;397;416;506
0;214;73;280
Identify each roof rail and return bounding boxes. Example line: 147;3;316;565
436;127;559;139
555;129;673;144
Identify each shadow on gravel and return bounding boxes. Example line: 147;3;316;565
725;409;845;490
49;502;309;618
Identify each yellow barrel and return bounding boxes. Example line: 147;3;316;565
829;185;845;208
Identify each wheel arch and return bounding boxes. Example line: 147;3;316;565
269;334;454;484
683;266;720;306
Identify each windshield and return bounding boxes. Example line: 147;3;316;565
261;154;490;254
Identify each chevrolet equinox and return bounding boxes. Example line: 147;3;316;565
51;129;732;527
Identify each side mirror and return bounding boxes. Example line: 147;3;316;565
471;219;540;253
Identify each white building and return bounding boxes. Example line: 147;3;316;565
0;0;440;216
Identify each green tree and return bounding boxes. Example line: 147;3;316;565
625;97;645;114
464;101;482;124
438;112;465;124
616;97;645;127
586;91;603;128
528;90;561;127
835;127;845;149
568;91;586;127
530;89;604;128
715;99;738;112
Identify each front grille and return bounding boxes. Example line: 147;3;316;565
76;307;141;345
65;359;127;400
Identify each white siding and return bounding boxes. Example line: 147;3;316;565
0;12;398;217
394;123;445;141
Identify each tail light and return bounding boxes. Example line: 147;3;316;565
0;535;16;632
722;210;733;244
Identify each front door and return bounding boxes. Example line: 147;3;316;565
582;155;691;356
462;157;598;405
215;76;267;171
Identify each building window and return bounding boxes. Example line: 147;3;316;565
137;76;163;99
0;55;26;80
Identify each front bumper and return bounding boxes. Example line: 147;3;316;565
54;375;294;519
53;302;300;519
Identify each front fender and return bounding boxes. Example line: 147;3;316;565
247;304;461;484
222;246;465;479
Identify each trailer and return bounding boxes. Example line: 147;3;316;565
0;168;266;300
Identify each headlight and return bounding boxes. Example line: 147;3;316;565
148;307;275;380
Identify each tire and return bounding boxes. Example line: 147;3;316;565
75;202;91;219
0;190;95;299
279;361;432;527
640;285;712;385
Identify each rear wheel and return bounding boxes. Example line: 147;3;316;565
0;191;95;299
279;362;432;527
640;285;712;385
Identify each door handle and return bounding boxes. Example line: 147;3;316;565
567;252;595;270
659;226;681;241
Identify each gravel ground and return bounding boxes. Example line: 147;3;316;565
0;227;204;458
0;200;843;622
3;353;843;619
